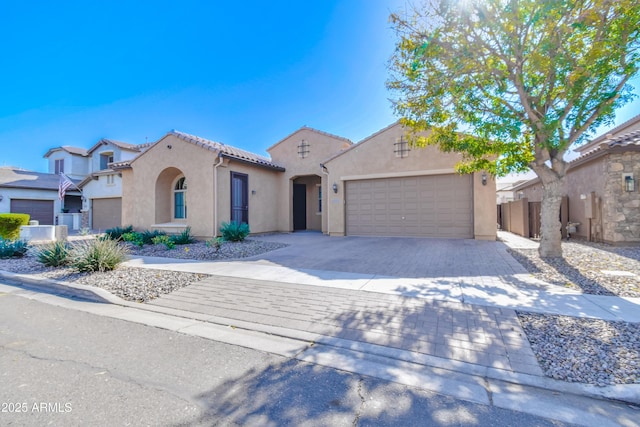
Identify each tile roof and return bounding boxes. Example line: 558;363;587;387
571;128;640;164
0;167;81;191
43;145;88;158
170;130;285;171
86;138;147;155
576;113;640;154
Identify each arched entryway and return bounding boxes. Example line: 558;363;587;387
155;167;186;224
292;175;322;231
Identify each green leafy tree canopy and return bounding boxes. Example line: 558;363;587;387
388;0;640;256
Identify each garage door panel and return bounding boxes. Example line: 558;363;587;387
346;174;473;238
92;198;122;231
10;199;54;225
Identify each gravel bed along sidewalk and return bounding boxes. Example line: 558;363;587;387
506;239;640;386
507;240;640;298
126;238;288;260
0;239;287;302
518;312;639;386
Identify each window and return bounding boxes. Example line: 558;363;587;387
55;159;64;174
174;177;187;219
394;136;410;158
106;175;115;185
100;152;114;170
317;184;322;213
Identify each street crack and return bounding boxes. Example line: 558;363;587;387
353;377;365;426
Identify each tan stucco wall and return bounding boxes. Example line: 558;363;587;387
121;134;282;238
121;135;217;237
268;128;351;232
215;159;281;234
564;159;607;239
323;123;496;240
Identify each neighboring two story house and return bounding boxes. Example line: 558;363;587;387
44;139;149;230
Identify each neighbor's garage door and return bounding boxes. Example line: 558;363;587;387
346;174;473;238
10;199;55;225
92;198;122;230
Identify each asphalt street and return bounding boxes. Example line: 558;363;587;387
0;293;580;427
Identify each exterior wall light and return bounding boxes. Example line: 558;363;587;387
624;174;635;192
481;172;487;186
332;183;338;193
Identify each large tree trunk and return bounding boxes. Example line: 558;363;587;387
538;176;565;257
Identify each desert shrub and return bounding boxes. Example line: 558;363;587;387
220;221;250;242
205;237;224;253
152;234;175;249
170;226;195;245
104;225;134;241
70;239;128;272
141;229;166;245
78;227;92;236
0;238;29;259
0;213;30;240
36;241;69;267
121;232;144;247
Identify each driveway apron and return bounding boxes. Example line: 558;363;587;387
146;233;544;377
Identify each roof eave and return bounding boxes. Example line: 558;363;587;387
219;153;285;172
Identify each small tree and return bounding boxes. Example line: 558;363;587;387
388;0;640;257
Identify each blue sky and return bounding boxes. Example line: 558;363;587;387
1;1;639;173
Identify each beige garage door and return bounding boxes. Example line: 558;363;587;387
10;199;54;225
92;198;122;231
346;174;473;238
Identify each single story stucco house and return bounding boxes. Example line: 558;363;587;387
113;122;496;240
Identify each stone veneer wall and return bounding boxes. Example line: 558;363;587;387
603;152;640;244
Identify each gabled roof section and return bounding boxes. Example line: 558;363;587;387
171;130;285;171
322;121;401;164
0;167;81;191
127;130;285;171
267;126;353;152
43;145;88;158
576;114;640;154
86;138;146;155
511;177;541;192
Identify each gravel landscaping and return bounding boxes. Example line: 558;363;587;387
507;241;640;298
518;312;639;386
126;238;288;260
507;238;640;386
0;238;287;302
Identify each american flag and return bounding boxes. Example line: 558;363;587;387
58;172;75;201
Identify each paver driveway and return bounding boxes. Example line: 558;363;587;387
245;231;526;278
143;232;544;376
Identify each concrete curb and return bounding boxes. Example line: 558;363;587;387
1;269;638;406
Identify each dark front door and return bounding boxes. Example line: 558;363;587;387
231;172;248;224
293;183;306;231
